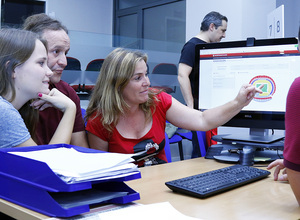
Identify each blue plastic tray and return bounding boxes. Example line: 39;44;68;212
0;144;141;217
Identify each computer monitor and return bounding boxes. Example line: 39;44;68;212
194;37;299;144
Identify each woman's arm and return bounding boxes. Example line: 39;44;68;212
16;138;37;147
166;84;262;131
87;132;109;151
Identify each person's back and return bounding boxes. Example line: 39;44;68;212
23;13;88;148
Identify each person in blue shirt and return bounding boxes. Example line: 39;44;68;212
0;28;76;148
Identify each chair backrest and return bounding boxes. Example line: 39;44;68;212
152;63;177;75
81;108;87;126
86;59;105;71
65;57;81;70
164;132;172;163
196;131;207;157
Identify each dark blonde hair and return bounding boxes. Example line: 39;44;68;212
86;48;159;132
0;28;47;138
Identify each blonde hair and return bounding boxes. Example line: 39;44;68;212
86;48;159;132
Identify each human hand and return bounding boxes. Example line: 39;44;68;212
31;88;75;112
31;98;52;111
235;84;263;107
267;159;288;181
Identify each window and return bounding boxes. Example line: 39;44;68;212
114;0;185;53
1;0;45;28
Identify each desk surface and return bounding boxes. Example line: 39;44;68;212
1;158;299;220
129;158;300;220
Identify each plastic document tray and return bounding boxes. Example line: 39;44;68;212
0;144;141;217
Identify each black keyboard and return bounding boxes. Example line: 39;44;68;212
165;165;270;198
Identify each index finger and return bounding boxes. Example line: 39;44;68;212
30;99;47;108
254;84;264;94
257;84;264;90
267;159;283;169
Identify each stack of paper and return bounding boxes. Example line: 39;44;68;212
10;147;139;183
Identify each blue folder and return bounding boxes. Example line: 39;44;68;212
0;144;141;217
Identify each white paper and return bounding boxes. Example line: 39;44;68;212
10;147;139;183
98;202;201;220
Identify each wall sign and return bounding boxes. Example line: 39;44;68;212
267;5;284;38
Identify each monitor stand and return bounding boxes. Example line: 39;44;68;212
222;128;285;144
209;128;284;165
212;146;283;165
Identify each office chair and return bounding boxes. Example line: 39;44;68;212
64;57;82;92
86;59;105;72
82;59;104;93
81;108;87;126
152;63;177;75
166;121;184;160
151;63;177;94
164;132;172;163
176;129;207;157
65;57;81;70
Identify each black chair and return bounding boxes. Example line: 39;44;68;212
63;57;82;92
83;59;104;93
86;59;104;71
65;57;81;70
152;63;177;75
151;63;177;93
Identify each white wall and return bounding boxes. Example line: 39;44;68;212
186;0;277;42
44;0;114;70
276;0;300;38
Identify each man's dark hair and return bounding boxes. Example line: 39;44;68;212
200;11;228;31
22;13;68;37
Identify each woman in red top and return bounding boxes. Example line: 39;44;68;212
85;48;261;167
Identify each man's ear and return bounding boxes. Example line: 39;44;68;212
209;23;216;31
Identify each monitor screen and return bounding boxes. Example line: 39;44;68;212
194;38;299;141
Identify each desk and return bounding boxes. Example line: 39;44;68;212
1;158;299;220
128;158;300;220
